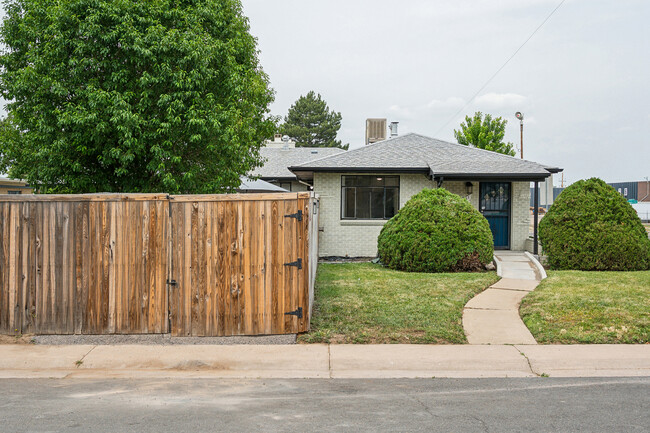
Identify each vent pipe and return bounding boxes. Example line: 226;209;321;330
389;121;399;137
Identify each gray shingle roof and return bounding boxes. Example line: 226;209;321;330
237;177;288;193
251;147;346;180
290;133;560;180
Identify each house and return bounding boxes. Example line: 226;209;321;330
289;133;562;257
250;134;345;192
0;177;32;194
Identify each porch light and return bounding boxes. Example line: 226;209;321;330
465;182;473;196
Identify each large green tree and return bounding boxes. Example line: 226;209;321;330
281;91;348;149
0;0;275;193
454;112;516;156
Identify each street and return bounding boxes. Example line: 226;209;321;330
1;377;648;432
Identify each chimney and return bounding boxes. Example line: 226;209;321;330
389;121;399;137
365;118;387;145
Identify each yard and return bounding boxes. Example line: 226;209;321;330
298;263;498;344
520;271;650;344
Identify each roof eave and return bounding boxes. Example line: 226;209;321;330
431;172;552;182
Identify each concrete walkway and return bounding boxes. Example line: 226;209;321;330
1;344;649;379
463;251;542;345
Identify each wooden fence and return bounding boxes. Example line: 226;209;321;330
0;192;318;336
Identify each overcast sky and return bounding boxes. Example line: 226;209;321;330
243;0;650;185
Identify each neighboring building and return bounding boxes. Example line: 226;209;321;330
552;180;650;203
250;134;345;192
529;176;555;209
290;133;562;257
236;177;288;194
609;181;639;201
0;177;32;194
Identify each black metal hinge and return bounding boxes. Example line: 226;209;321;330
284;258;302;270
284;210;302;221
285;307;303;319
166;279;178;286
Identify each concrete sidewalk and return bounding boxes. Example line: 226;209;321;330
463;251;541;344
1;344;649;379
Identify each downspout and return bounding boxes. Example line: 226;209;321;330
436;177;444;188
297;179;313;191
533;181;539;256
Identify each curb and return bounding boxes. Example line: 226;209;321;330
493;255;502;277
524;251;547;280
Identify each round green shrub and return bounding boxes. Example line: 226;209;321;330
539;178;650;271
377;188;494;273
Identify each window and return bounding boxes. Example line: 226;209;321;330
279;182;292;192
341;175;399;220
7;190;21;194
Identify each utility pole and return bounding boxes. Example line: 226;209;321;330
515;112;524;159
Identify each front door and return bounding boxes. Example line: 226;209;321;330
480;182;511;249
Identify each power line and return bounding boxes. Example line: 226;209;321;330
434;0;567;136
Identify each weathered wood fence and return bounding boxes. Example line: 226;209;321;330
0;192;318;336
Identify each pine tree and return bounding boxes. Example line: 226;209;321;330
281;91;348;150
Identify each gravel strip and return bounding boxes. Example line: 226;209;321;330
33;334;297;345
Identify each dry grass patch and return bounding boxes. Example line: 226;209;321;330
520;271;650;343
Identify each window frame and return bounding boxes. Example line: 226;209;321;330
7;190;21;195
340;175;400;220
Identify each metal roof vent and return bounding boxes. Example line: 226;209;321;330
389;121;399;137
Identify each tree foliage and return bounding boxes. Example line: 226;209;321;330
539;178;650;271
0;0;275;193
454;111;516;156
378;188;494;273
281;91;348;150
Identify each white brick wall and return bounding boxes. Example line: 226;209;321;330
314;173;531;257
511;181;531;251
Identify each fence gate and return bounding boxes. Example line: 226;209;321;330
0;197;170;335
168;195;310;336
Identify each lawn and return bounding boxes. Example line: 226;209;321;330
520;271;650;344
298;263;498;344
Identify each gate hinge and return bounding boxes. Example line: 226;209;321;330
284;210;302;221
166;279;178;286
284;258;302;270
284;307;303;319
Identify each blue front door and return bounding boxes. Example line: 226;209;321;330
480;182;511;249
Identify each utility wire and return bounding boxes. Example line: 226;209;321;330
434;0;567;136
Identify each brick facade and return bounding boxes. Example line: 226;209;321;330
314;172;531;257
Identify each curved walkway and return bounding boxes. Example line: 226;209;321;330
463;251;542;345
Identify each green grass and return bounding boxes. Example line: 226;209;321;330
299;263;498;344
520;271;650;344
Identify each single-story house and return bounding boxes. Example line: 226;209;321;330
0;177;32;194
250;134;345;192
288;133;562;257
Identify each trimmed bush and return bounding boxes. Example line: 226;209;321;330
539;178;650;271
377;188;494;273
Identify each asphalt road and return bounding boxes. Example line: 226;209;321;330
1;378;648;432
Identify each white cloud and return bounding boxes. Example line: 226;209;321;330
475;92;528;109
426;97;465;110
388;105;414;119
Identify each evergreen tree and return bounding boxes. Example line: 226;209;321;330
454;112;516;156
281;91;348;149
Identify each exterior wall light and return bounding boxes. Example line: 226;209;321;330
465;182;473;196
